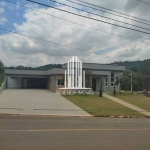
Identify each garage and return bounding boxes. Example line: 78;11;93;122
7;77;22;89
22;78;48;89
7;77;48;89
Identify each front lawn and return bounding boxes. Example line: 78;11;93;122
64;94;145;117
0;74;4;87
110;92;150;112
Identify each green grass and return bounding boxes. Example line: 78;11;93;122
110;92;150;112
64;94;145;117
0;74;4;87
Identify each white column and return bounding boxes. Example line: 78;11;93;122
72;56;74;88
68;61;71;88
77;58;79;87
70;60;72;88
65;70;66;88
79;61;82;88
83;70;85;88
75;56;77;88
80;61;82;88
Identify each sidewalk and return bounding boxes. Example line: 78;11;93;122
103;93;150;117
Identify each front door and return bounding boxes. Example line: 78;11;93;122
92;79;96;91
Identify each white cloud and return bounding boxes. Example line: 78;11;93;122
0;17;7;24
0;7;7;24
0;8;4;14
0;1;150;67
0;2;6;7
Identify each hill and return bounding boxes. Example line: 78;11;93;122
109;60;142;70
6;64;62;71
5;59;150;71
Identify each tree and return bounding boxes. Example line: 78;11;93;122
130;66;138;73
115;70;131;91
113;84;116;96
115;70;142;93
99;80;103;97
139;59;150;96
121;76;130;91
16;65;25;70
0;60;4;73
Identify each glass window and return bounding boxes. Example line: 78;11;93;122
105;76;108;87
111;78;114;82
61;79;64;86
58;79;60;85
111;73;114;87
111;73;114;77
56;79;64;86
111;83;114;87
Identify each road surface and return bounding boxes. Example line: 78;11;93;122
0;115;150;150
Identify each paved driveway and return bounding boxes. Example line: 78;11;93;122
0;89;91;116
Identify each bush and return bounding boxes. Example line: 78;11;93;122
0;74;4;87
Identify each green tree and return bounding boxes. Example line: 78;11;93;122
113;84;116;96
99;80;103;97
130;66;138;73
16;65;25;70
0;60;4;73
139;59;150;96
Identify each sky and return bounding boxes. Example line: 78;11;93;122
0;0;150;67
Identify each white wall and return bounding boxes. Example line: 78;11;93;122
0;81;5;93
7;77;22;89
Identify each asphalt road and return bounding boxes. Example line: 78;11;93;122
0;116;150;150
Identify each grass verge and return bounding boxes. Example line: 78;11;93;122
109;92;150;112
64;94;146;117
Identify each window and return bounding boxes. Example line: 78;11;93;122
105;76;108;87
56;79;64;86
111;73;114;87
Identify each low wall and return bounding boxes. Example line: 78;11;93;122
0;81;5;93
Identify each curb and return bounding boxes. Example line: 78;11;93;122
0;113;149;118
0;113;93;118
94;115;150;118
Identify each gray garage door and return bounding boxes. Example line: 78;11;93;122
7;77;22;89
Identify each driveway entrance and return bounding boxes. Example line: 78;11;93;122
0;89;91;116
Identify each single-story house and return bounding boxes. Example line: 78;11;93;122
4;63;125;92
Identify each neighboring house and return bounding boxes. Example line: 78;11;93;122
4;63;125;92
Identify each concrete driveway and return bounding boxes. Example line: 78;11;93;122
0;89;91;116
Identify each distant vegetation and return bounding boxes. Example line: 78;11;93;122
109;60;142;70
113;59;150;96
5;59;145;71
6;64;62;71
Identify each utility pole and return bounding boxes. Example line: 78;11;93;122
119;73;123;92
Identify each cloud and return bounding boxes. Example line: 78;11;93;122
0;0;150;67
0;1;6;7
0;7;7;24
0;17;7;24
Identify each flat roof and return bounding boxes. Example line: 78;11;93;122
5;63;125;76
5;68;65;76
62;63;125;71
